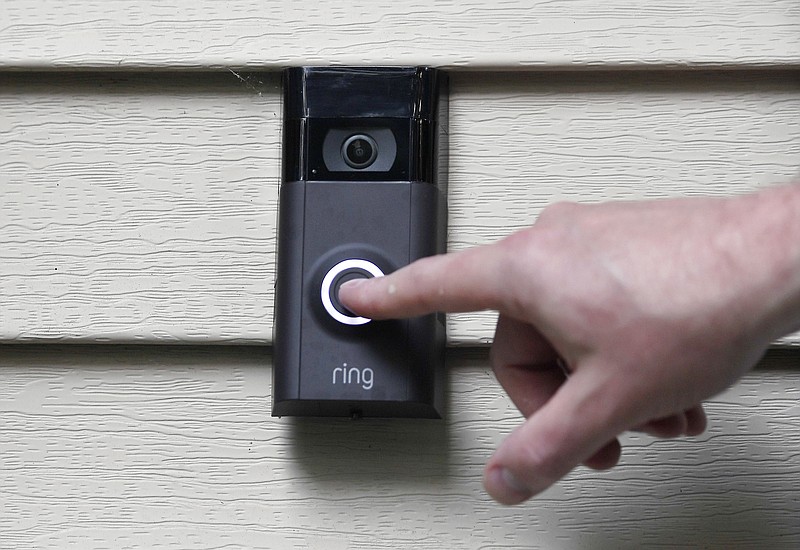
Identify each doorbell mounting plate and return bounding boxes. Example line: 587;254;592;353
272;66;448;418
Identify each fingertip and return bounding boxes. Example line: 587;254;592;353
582;438;622;471
337;276;385;318
685;405;708;436
638;414;688;439
337;277;366;306
484;466;534;505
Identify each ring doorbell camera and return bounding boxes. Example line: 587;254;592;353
342;134;378;168
272;67;448;418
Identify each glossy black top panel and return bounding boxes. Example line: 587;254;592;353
283;67;444;120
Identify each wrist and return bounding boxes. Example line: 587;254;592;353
731;183;800;345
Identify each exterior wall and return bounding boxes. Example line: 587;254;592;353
1;1;798;69
2;72;798;344
1;347;799;549
1;2;799;548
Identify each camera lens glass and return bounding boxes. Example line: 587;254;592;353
342;134;378;169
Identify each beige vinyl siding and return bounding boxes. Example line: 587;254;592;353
1;0;798;70
2;71;798;344
2;3;800;547
1;346;798;549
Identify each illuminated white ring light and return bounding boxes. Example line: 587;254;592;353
320;259;384;325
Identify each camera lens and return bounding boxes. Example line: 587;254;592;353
342;134;378;169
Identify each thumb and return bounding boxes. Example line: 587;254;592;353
484;364;630;504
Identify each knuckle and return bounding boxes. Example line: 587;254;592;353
392;256;449;313
510;425;571;484
519;439;566;484
488;344;503;374
537;201;583;225
492;230;544;313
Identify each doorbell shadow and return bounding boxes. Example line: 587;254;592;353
286;409;451;489
272;67;449;419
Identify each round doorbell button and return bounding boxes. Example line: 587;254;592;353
321;259;384;325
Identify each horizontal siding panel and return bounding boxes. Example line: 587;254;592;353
0;1;799;70
0;346;798;548
1;71;799;344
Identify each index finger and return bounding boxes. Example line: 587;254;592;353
337;243;510;320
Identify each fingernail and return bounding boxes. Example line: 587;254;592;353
501;468;532;494
486;467;533;504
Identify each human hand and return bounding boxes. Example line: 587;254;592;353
339;186;800;504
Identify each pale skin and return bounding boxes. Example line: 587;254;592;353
339;183;800;505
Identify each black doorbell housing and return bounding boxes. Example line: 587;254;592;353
273;67;448;418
